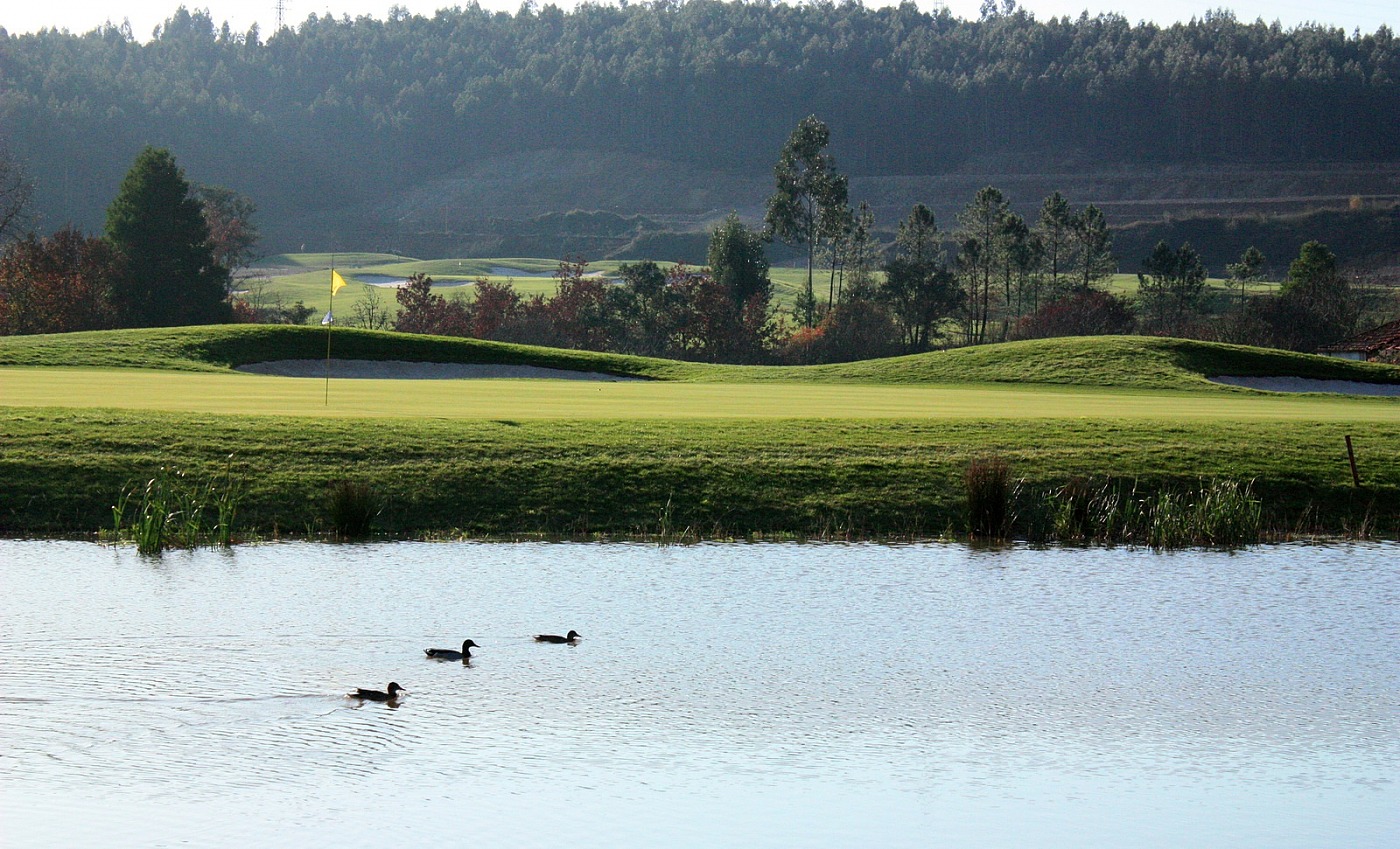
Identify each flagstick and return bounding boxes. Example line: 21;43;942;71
325;255;335;406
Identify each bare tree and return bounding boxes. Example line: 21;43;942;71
0;144;35;244
351;284;392;330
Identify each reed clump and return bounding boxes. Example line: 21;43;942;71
327;479;380;538
110;456;244;554
1040;477;1261;548
965;456;1016;540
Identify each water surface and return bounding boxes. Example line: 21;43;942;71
1;540;1395;847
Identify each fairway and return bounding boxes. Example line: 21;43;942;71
4;366;1397;422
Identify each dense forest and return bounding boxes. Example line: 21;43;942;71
2;2;1397;251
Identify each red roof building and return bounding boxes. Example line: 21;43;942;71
1318;318;1400;362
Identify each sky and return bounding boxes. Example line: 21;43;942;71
1;0;1391;40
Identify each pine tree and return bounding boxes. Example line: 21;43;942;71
105;147;230;327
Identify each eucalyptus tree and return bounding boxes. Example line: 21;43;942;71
765;115;849;327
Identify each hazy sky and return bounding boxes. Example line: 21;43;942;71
2;0;1391;40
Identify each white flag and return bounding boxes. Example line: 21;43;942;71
321;310;334;326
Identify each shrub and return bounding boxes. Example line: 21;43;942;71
327;479;379;538
1011;288;1135;340
965;456;1014;539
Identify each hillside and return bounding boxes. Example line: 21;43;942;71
4;5;1397;256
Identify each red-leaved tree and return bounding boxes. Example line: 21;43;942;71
0;226;122;335
393;272;470;336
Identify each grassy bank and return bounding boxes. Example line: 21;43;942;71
2;327;1397;541
5;324;1400;389
3;409;1396;541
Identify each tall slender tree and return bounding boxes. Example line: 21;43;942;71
1071;204;1116;290
764;115;849;328
105;147;230;326
1226;246;1265;314
955;186;1012;345
1036;192;1076;298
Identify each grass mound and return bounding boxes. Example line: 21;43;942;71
3;326;1400;392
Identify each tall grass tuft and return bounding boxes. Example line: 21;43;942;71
965;456;1014;540
327;479;379;538
110;460;245;554
1040;477;1260;548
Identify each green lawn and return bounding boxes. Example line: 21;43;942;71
2;327;1396;539
6;326;1400;389
4;366;1398;423
249;254;1292;321
248;254;685;317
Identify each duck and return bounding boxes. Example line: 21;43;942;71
534;630;581;644
424;639;479;661
351;682;405;701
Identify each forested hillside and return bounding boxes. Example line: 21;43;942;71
2;3;1397;252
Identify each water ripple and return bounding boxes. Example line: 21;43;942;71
1;539;1396;847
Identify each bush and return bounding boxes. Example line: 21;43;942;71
965;456;1014;539
327;479;380;538
1012;288;1135;340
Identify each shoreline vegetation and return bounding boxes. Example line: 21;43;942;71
3;326;1398;546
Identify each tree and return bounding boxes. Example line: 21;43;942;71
195;184;260;275
704;215;776;362
1226;246;1265;315
707;213;772;310
764;115;849;328
880;203;958;351
996;211;1042;337
394;272;469;335
1071;204;1115;290
229;277;315;325
1272;241;1357;350
617;260;680;357
544;257;618;351
350;283;393;330
842;201;880;301
1136;240;1206;334
955;186;1012;345
105;147;230;326
466;277;524;340
0;144;34;245
1037;192;1076;299
0;227;122;335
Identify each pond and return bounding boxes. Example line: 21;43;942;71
1;540;1395;848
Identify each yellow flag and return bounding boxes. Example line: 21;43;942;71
331;270;348;297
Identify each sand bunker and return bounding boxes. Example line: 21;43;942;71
1210;376;1400;396
236;359;639;381
356;274;473;288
